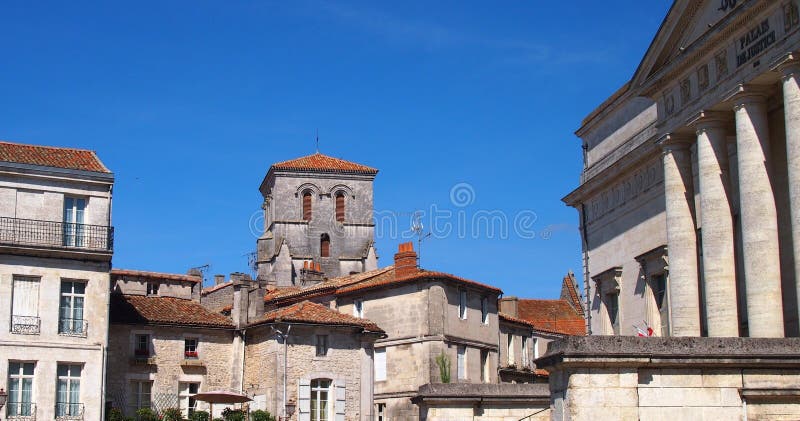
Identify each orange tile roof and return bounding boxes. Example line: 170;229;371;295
265;266;502;305
110;294;234;328
560;273;584;318
0;140;110;173
250;300;384;333
271;153;378;174
516;299;586;336
112;268;202;283
201;281;234;295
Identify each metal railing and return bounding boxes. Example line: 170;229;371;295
0;217;113;252
55;403;84;420
58;318;88;337
10;315;40;335
7;402;36;420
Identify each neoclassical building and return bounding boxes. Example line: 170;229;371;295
564;0;800;339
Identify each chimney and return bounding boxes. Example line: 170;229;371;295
214;274;225;285
394;242;418;278
499;297;519;317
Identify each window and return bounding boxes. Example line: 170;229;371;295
135;334;151;357
653;274;670;336
320;234;330;258
56;364;82;418
63;196;86;247
459;290;467;320
129;381;152;412
507;335;514;366
533;337;539;360
59;281;86;337
374;348;386;381
593;268;622;335
146;282;159;296
606;292;620;335
521;336;529;368
335;192;345;222
375;403;386;421
179;382;200;417
353;300;363;318
7;362;35;417
302;191;313;221
457;346;466;380
481;297;489;324
310;379;331;421
480;350;489;383
11;276;40;334
315;335;329;357
184;338;199;359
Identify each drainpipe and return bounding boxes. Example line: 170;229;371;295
272;324;292;420
580;204;592;335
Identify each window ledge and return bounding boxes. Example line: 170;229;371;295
181;359;205;367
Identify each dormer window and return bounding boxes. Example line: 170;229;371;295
302;190;313;221
146;282;159;296
335;191;346;222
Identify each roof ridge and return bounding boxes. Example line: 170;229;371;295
0;140;98;154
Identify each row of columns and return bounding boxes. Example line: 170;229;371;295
662;56;800;338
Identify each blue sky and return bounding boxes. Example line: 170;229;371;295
1;1;671;299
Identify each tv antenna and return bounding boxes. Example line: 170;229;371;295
190;264;211;284
245;251;258;278
410;211;431;268
315;129;319;153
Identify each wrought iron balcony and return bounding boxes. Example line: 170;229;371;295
58;318;88;338
10;315;40;335
7;402;36;420
55;403;83;420
0;217;113;252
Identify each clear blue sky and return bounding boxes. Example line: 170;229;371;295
1;1;671;299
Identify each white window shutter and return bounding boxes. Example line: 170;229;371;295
374;348;386;381
334;380;346;421
298;379;311;421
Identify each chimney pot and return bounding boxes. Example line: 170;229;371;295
214;274;225;285
315;263;322;272
303;261;309;269
394;242;418;278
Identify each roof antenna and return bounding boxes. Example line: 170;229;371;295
411;211;431;268
315;128;319;153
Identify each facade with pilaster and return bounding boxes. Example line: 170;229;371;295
564;0;800;339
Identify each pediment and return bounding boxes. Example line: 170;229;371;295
631;0;745;91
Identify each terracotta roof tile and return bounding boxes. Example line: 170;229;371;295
110;294;234;328
516;299;586;336
0;140;110;173
250;300;384;333
201;281;234;295
112;268;202;283
271;153;378;174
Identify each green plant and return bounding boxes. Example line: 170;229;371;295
221;408;245;421
106;408;126;421
250;410;276;421
189;411;210;421
161;408;183;421
135;408;158;421
435;351;451;383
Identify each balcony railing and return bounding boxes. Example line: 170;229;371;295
10;315;40;335
7;402;36;420
0;217;113;252
55;403;84;420
58;318;88;337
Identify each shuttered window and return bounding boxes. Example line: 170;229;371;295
335;192;345;222
457;346;466;380
303;191;313;221
320;234;330;258
12;276;39;317
374;348;386;381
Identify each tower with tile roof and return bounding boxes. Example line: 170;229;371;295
256;153;379;287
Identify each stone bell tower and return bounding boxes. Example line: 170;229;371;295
256;153;379;288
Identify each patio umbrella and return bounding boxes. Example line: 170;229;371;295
192;390;252;419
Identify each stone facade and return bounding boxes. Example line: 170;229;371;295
563;0;800;339
0;143;114;421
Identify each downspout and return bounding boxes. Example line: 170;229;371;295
580;203;592;335
276;324;291;420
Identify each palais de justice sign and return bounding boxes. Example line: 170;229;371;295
736;18;776;67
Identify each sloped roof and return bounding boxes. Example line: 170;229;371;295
265;265;502;305
112;268;202;284
110;294;234;328
517;299;585;336
250;300;384;333
0;140;110;173
270;153;378;174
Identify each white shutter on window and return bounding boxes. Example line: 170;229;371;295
334;380;346;421
12;277;39;316
298;379;310;421
374;348;386;381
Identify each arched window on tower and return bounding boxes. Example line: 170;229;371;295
335;192;345;222
320;233;330;257
302;190;313;221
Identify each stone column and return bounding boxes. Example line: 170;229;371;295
779;58;800;332
694;113;739;336
661;135;701;336
732;87;784;337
